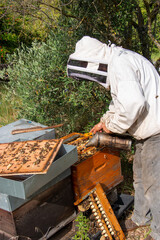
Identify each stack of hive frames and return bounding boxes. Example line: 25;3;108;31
62;132;98;162
89;183;125;240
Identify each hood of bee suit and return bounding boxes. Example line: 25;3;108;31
67;36;115;89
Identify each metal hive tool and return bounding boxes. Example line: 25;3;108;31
89;183;125;240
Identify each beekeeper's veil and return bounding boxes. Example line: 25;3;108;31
67;36;113;89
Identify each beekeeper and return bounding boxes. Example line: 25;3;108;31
67;36;160;240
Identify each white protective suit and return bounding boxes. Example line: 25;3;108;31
67;36;160;140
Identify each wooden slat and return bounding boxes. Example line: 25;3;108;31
0;209;16;236
11;124;63;135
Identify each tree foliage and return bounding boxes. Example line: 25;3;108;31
69;0;160;59
0;0;159;132
1;0;160;60
3;29;110;134
1;0;159;59
0;0;43;62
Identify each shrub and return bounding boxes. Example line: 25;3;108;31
2;31;111;136
0;83;19;126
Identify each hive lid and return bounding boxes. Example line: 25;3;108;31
0;139;63;176
0;119;55;143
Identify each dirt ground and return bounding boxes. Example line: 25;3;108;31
87;210;151;240
120;210;151;240
125;226;151;240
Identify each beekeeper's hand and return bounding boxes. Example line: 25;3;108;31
90;122;112;134
102;122;113;134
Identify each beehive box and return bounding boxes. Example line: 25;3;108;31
61;133;124;205
0;144;78;199
0;175;76;240
0;168;71;212
72;147;123;205
0;143;78;240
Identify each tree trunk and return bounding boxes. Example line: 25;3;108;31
137;25;151;60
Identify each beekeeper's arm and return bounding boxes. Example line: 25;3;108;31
101;57;146;134
90;102;114;134
91;56;146;134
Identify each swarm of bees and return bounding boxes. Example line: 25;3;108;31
65;133;98;163
0;139;63;176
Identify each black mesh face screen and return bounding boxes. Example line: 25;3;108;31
67;69;107;84
98;63;108;72
68;59;88;68
68;60;108;72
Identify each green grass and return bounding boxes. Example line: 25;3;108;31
0;83;20;127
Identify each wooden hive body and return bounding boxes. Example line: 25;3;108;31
72;147;123;205
0;176;76;240
61;133;124;205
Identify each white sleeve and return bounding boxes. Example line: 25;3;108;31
104;57;146;134
101;101;115;125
